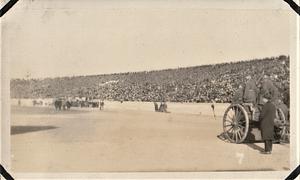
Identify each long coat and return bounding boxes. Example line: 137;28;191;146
243;79;257;104
259;101;276;140
259;78;279;104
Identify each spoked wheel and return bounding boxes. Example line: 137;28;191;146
223;104;249;143
274;108;289;143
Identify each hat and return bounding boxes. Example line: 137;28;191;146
263;92;272;100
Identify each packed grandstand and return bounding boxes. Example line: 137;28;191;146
10;55;289;104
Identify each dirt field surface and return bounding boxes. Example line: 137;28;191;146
11;102;289;172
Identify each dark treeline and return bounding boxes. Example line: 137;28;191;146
11;55;290;103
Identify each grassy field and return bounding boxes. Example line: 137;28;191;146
11;102;289;172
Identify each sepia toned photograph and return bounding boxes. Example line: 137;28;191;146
1;0;299;179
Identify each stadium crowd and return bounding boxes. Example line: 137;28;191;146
10;56;290;104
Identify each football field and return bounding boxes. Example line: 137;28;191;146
11;102;289;172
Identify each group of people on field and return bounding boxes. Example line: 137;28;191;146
154;102;168;113
54;98;72;111
233;73;289;154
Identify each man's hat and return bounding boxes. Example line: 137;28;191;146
264;92;272;100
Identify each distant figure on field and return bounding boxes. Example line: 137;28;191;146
211;99;216;111
211;100;217;120
159;102;168;113
54;98;62;110
154;102;159;112
100;101;104;110
18;99;21;106
65;100;71;110
163;102;168;112
62;100;67;110
159;102;163;112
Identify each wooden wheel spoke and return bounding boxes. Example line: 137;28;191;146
240;127;245;133
231;128;235;140
225;120;234;125
227;112;233;119
231;107;237;117
239;114;244;122
238;119;245;125
237;126;245;138
230;130;235;140
226;116;233;122
237;130;242;140
238;124;245;130
227;111;235;120
224;124;233;127
225;123;234;129
234;130;238;142
225;126;234;133
235;109;241;121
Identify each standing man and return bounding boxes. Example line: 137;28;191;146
159;102;164;112
259;73;279;105
163;102;168;113
259;94;276;154
243;75;258;104
211;100;217;120
99;100;104;110
98;99;102;111
154;102;159;112
232;85;244;104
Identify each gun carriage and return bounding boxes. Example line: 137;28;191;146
222;103;289;143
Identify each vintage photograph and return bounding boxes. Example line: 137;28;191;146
1;0;297;177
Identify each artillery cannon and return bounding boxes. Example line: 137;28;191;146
222;103;289;143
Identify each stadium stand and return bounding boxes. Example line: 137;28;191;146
10;56;290;104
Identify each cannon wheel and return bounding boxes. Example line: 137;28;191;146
275;108;289;142
223;104;249;143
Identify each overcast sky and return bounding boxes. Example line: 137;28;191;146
2;0;291;79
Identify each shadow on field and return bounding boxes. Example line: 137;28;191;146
11;125;58;135
217;132;230;143
245;143;265;152
217;132;267;153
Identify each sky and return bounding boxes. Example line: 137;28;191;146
2;0;291;79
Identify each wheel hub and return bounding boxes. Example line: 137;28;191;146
233;120;238;127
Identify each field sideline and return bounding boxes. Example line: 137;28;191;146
11;102;289;172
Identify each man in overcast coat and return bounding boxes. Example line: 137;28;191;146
259;94;276;154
